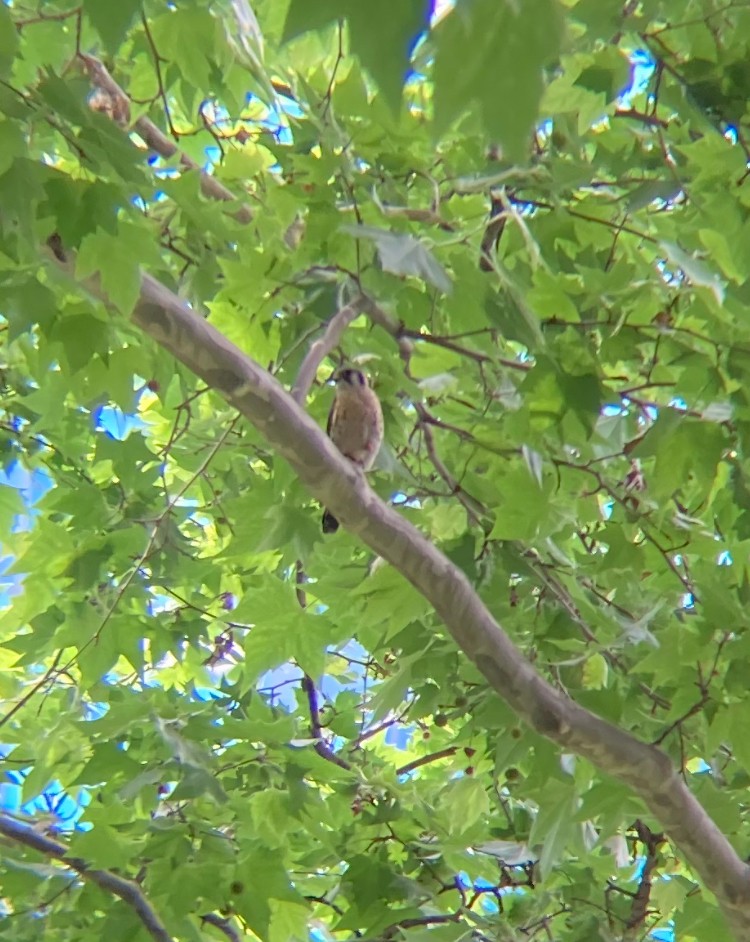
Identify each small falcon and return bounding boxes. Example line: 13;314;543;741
322;368;384;533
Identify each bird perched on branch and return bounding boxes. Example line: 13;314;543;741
322;368;384;533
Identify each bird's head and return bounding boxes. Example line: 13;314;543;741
335;368;368;387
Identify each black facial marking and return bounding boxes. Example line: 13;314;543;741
338;368;366;386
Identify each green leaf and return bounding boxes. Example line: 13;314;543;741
0;4;19;77
49;314;110;373
0;119;25;176
281;0;346;41
149;8;220;92
441;775;490;832
69;826;134;871
576;47;631;102
660;240;727;305
627;179;683;213
282;0;430;113
76;219;160;314
83;0;142;53
249;789;292;849
433;0;563;162
342;224;452;293
582;652;608;690
269;900;310;942
529;788;577;879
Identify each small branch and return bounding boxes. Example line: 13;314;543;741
305;894;344;916
291;296;365;405
321;21;345;120
140;13;176;138
16;8;81;26
352;710;407;747
652;633;729;746
300;674;351;770
404;327;492;364
396;747;458;776
383;913;460;938
377;204;454;230
201;912;241;942
415;404;484;527
520;198;658;244
79;54;253;224
625;820;666;935
295;564;351;771
0;814;172;942
613;108;670;129
361;294;529;372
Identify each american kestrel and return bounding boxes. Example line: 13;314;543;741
322;368;384;533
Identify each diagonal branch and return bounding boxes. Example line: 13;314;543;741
201;911;242;942
0;814;172;942
45;245;750;938
80;54;254;224
300;673;351;770
396;747;458;776
414;403;484;527
291;296;365;404
626;820;666;937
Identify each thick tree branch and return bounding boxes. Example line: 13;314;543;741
0;814;172;942
47;249;750;938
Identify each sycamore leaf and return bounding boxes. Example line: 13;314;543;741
0;5;17;77
660;240;726;305
433;0;563;162
83;0;142;53
342;224;452;293
282;0;430;114
627;179;683;213
582;652;608;690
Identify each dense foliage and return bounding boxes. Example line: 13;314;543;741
2;0;750;939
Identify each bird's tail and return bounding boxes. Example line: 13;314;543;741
321;509;339;533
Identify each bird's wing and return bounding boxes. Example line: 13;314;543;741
326;396;338;437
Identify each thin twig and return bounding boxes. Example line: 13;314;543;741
0;652;63;730
415;404;484;527
613;108;670;129
295;563;351;770
396;747;458;776
361;294;529;372
201;912;241;942
140;13;176;138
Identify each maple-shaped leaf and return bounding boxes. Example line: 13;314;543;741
343;223;452;293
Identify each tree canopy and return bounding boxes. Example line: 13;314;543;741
3;0;750;940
